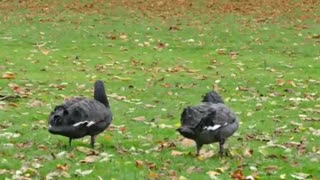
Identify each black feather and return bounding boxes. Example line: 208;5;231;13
202;91;224;104
48;80;112;148
177;91;239;157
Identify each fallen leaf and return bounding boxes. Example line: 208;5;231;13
290;173;311;180
243;148;254;157
113;76;132;81
132;116;145;121
2;72;15;79
207;171;221;179
200;150;214;159
75;146;99;155
135;160;144;168
56;164;69;171
264;165;278;175
280;174;286;179
144;104;156;108
187;166;203;174
231;169;244;180
146;161;157;170
41;49;50;55
179;138;195;147
216;48;227;55
80;155;99;163
154;141;176;151
277;79;285;86
148;171;159;179
0;169;9;175
74;169;93;177
215;163;230;173
0;132;20;139
171;150;184;156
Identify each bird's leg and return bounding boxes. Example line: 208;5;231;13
219;139;225;158
196;143;203;156
90;135;95;148
69;138;72;147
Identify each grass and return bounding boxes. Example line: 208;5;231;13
0;0;320;179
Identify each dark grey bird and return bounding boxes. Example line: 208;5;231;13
48;80;112;148
177;91;239;157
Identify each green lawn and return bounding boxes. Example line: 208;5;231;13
0;0;319;179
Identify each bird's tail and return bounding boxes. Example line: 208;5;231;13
202;91;224;104
94;80;110;108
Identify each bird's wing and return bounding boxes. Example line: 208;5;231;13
180;107;199;127
194;103;236;131
67;99;109;126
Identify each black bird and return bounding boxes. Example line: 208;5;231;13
48;80;112;148
177;91;239;157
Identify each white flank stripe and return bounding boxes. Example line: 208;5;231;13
73;121;89;127
86;121;95;127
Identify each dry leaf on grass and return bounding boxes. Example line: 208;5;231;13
171;150;184;156
132;116;145;122
2;72;15;79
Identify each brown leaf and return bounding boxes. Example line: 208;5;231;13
148;171;159;179
146;161;157;170
56;163;69;171
231;169;245;180
155;141;176;151
38;144;48;151
277;79;285;86
2;72;15;79
312;34;320;39
135;160;144;168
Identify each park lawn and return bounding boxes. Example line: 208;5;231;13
0;0;319;179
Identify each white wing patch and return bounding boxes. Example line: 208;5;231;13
203;122;228;131
73;121;96;127
86;121;95;127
